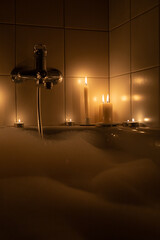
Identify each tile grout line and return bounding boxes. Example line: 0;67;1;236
2;3;159;34
0;22;109;33
14;0;17;122
1;68;160;78
159;1;160;127
108;0;110;96
63;0;66;122
130;0;133;120
60;76;109;79
110;65;160;78
110;3;160;32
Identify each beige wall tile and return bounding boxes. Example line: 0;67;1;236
110;74;130;122
65;30;108;78
65;0;109;30
16;25;64;126
41;82;64;126
0;0;15;24
132;68;159;127
66;77;83;124
131;0;159;18
16;80;64;126
66;77;108;124
16;26;64;74
0;24;15;75
110;23;130;77
109;0;130;29
0;1;159;128
131;7;159;71
0;76;15;126
16;0;63;27
16;81;37;126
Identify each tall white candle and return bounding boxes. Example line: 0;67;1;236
103;94;112;123
84;76;89;122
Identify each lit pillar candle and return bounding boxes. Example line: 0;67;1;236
99;95;104;122
103;94;112;123
84;76;89;123
93;97;99;123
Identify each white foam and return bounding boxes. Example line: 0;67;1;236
0;127;160;239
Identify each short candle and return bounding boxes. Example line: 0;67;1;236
14;119;24;128
103;94;112;123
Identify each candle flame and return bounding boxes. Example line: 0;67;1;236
102;95;105;103
85;76;87;85
70;118;72;122
132;118;135;122
107;94;109;103
18;119;21;123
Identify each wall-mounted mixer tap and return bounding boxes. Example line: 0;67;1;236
11;44;63;89
11;44;63;137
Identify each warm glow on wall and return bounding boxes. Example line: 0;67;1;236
0;90;5;106
135;77;145;85
93;97;97;102
121;95;127;102
78;79;82;84
133;95;142;101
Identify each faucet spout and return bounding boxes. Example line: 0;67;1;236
34;44;47;71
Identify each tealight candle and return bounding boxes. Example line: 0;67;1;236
66;118;74;126
14;119;24;128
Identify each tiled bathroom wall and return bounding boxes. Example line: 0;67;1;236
0;0;109;126
1;0;159;128
109;0;160;127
